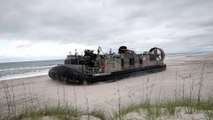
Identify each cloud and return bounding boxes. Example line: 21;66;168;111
0;40;96;61
0;0;213;61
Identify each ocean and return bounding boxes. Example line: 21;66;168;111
0;60;63;81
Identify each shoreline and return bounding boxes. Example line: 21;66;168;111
0;74;48;82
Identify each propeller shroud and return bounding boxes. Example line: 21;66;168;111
149;47;165;61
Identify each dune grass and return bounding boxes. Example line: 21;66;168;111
3;106;79;120
1;106;108;120
113;98;213;120
1;98;212;120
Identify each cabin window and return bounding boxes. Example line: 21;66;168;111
129;58;135;65
121;59;124;67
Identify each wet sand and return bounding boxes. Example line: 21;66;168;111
0;53;213;116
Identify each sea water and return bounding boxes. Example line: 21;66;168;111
0;60;63;80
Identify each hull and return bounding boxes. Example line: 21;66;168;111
48;64;167;84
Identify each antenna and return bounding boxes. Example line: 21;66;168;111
109;48;112;54
75;49;77;55
98;46;105;54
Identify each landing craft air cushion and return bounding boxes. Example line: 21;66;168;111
48;46;166;84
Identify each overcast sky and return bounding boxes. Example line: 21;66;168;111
0;0;213;62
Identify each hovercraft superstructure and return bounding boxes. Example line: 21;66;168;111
49;46;166;84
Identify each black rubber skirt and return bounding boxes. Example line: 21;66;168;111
48;65;167;84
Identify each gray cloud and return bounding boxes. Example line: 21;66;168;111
0;0;213;53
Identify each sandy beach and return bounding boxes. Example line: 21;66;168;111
0;53;213;117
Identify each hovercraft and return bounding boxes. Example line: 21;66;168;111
49;46;166;84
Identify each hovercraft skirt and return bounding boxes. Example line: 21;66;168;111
48;65;166;84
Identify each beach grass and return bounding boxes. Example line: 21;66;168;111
5;106;80;120
2;106;108;120
1;98;212;120
113;98;213;120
